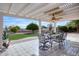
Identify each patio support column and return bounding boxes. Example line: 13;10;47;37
53;21;56;33
38;19;42;55
0;14;3;48
39;20;41;39
38;19;42;36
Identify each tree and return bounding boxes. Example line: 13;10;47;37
73;20;79;32
67;20;79;32
26;23;39;33
15;26;20;30
9;26;20;33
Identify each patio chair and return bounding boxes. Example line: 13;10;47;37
53;32;66;49
39;32;53;50
62;32;67;40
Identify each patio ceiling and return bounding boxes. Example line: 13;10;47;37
0;3;79;21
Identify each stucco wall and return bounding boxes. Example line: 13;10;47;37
0;15;3;48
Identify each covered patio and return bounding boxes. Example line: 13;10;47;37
0;3;79;56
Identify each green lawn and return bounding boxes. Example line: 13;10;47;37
9;34;37;40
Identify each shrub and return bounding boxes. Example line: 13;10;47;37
67;26;76;32
9;26;20;33
58;26;68;32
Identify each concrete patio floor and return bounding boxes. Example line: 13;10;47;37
0;37;39;56
0;33;79;56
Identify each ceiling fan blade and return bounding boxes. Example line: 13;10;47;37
55;17;63;20
44;7;59;13
54;10;63;15
48;10;63;15
48;18;56;21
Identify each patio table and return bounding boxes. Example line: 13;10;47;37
51;33;61;37
39;33;64;50
51;33;62;40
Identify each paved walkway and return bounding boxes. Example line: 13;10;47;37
67;33;79;42
0;36;39;56
10;36;38;44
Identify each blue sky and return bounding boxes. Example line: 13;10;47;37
3;16;70;29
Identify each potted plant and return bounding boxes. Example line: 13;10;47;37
2;27;10;48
